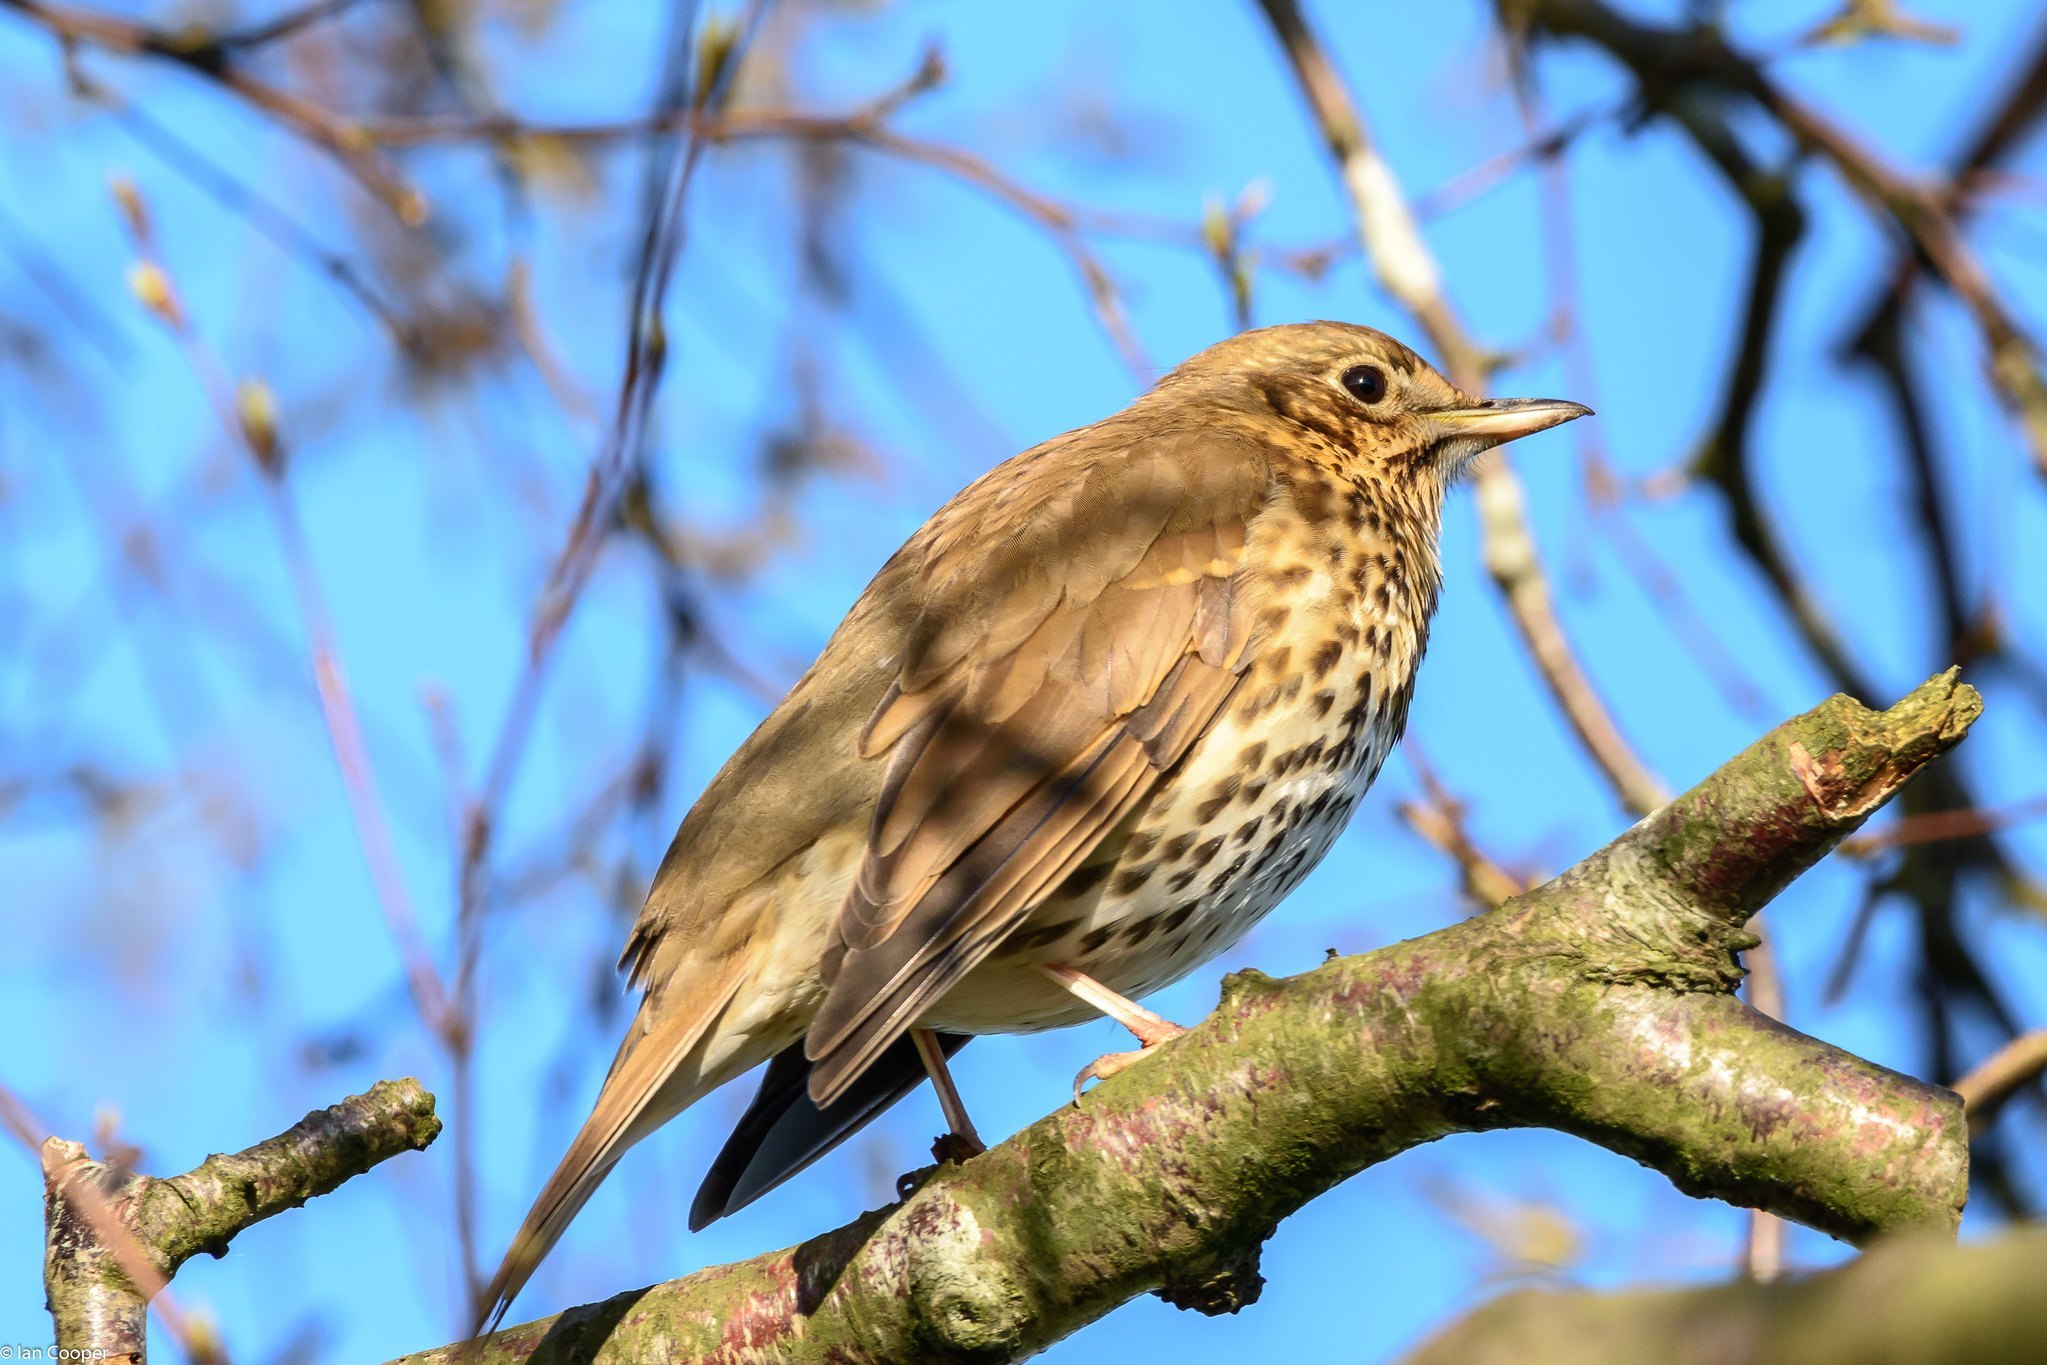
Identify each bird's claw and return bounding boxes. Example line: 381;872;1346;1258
931;1129;986;1165
1069;1022;1190;1105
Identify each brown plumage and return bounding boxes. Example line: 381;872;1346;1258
481;321;1588;1325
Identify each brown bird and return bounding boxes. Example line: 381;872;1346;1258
481;321;1587;1324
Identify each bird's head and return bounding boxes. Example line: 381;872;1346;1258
1154;320;1589;500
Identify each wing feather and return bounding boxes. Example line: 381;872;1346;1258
804;427;1275;1106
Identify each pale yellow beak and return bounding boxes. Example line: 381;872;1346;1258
1429;397;1592;446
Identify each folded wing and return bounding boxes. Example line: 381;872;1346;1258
805;426;1274;1104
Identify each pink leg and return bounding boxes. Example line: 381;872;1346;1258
912;1028;985;1161
1040;963;1189;1101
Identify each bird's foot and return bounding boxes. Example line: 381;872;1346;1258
1070;1019;1190;1104
931;1128;987;1165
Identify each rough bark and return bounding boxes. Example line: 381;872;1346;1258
388;672;1978;1365
1405;1227;2047;1365
42;1077;441;1361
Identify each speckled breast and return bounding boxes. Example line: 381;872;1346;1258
926;466;1437;1036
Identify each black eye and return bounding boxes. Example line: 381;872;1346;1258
1340;364;1387;404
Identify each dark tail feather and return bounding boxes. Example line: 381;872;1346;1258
689;1030;971;1231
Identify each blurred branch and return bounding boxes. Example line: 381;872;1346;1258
1252;0;1671;820
453;0;765;990
129;235;432;991
1841;792;2047;858
103;97;412;345
212;0;374;54
359;51;1162;378
1405;1228;2046;1365
1505;0;2047;478
0;0;427;224
1843;13;2047;386
1680;141;1876;697
113;180;458;1041
1952;1029;2047;1129
397;674;1974;1364
1506;0;2038;1155
447;4;772;1319
31;1079;439;1362
1398;750;1533;910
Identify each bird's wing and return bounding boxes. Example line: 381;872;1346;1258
804;424;1273;1104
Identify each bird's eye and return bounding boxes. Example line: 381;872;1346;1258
1340;364;1387;405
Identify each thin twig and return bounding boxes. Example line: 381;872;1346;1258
112;181;455;1041
1398;747;1532;911
1516;0;2047;478
1;0;427;224
1953;1030;2047;1128
1841;793;2047;858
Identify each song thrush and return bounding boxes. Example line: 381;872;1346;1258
481;321;1588;1323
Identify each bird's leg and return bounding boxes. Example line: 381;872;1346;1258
911;1027;986;1163
1040;963;1189;1101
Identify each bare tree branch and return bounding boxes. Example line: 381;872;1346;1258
38;1079;440;1361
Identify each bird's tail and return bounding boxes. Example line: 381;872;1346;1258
473;963;747;1337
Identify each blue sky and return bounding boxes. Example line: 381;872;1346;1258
3;1;2046;1360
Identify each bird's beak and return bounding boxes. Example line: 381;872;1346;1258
1428;397;1592;447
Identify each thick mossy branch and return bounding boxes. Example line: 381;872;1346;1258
44;1079;439;1359
396;674;1976;1365
1405;1227;2047;1365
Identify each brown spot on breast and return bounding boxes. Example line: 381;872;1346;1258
1197;776;1241;821
1190;836;1224;868
1312;690;1336;718
1162;832;1197;861
1060;861;1114;896
1001;920;1078;954
1111;864;1155;897
1238;741;1267;770
1309;640;1343;679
